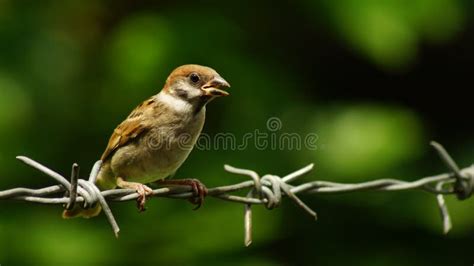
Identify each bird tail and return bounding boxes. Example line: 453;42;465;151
62;204;102;219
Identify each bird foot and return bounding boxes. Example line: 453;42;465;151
157;178;208;210
117;177;154;212
186;179;208;210
135;184;153;212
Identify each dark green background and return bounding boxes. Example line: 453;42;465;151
0;0;473;265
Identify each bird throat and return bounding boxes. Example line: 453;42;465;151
158;91;211;116
194;95;212;115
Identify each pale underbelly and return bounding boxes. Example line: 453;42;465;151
110;141;195;184
107;107;205;185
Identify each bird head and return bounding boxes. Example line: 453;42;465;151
162;64;230;106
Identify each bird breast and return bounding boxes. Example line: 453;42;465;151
110;108;206;184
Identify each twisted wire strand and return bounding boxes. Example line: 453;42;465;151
0;142;473;246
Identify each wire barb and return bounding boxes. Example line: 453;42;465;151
2;142;473;245
225;165;317;246
65;163;79;210
435;182;452;234
431;141;473;200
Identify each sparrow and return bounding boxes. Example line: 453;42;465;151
63;64;230;218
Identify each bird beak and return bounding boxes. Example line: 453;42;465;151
201;76;230;97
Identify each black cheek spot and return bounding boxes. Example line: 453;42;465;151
176;89;188;99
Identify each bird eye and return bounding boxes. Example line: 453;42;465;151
190;73;200;83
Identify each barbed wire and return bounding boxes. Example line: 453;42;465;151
0;141;473;246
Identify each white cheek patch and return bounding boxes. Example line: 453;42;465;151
175;80;201;99
185;85;202;99
158;92;193;113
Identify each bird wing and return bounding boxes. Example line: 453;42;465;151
100;98;156;161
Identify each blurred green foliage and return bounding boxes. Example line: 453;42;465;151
312;0;464;69
310;103;424;178
0;0;473;265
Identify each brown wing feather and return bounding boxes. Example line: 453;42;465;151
100;98;156;161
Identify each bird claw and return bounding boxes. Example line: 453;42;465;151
135;184;153;212
155;178;208;210
187;179;208;210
